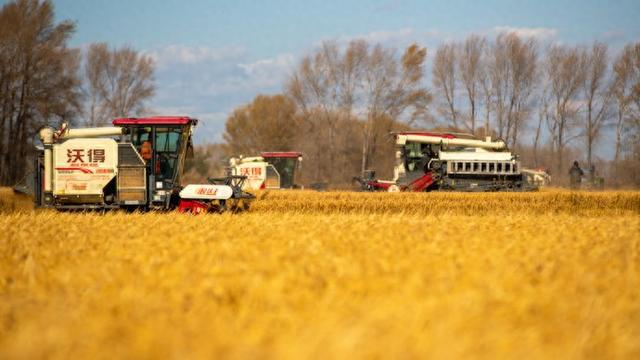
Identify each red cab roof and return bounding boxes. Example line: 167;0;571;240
112;116;197;126
261;151;303;158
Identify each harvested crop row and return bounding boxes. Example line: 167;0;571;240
250;189;640;215
3;188;639;215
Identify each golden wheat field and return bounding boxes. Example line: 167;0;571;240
1;187;639;359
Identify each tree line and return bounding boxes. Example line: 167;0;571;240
0;0;154;185
222;41;431;186
223;36;640;187
431;34;640;180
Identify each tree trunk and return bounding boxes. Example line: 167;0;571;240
484;95;491;135
586;101;593;168
533;112;543;167
557;114;565;181
511;117;519;150
470;98;476;133
449;100;457;129
587;136;593;170
328;114;336;183
614;108;623;164
360;116;371;177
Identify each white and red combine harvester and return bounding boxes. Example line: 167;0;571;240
356;131;537;192
33;116;254;212
228;152;303;190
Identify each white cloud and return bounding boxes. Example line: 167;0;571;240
238;53;296;88
239;53;295;75
147;45;247;68
492;26;558;39
143;29;447;145
146;45;298;144
600;30;628;49
312;28;449;56
359;27;415;44
601;30;625;40
326;28;429;49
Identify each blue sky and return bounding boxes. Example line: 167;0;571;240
42;0;640;146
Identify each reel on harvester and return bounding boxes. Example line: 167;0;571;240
208;175;255;212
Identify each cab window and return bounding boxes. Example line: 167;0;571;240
404;142;423;172
155;127;183;181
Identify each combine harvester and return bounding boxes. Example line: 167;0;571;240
356;131;537;192
31;116;254;213
228;152;303;190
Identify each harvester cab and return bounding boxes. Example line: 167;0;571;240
229;152;302;190
357;131;537;192
114;117;194;205
34;116;253;212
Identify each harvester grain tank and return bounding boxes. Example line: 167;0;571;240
34;116;253;212
356;131;536;192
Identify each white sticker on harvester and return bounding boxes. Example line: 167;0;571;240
179;184;233;200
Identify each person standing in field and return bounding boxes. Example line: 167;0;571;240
569;161;584;189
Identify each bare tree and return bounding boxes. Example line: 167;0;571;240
487;33;538;147
487;36;508;139
510;38;538;148
533;81;551;167
287;40;430;181
629;44;640;154
84;42;155;126
360;43;430;174
630;44;640;161
581;42;612;169
458;35;485;133
286;40;366;183
479;46;494;135
432;43;458;128
545;44;586;175
85;43;109;126
611;46;633;163
0;0;82;185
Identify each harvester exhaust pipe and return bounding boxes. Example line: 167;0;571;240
397;134;506;150
57;126;123;139
38;127;54;193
